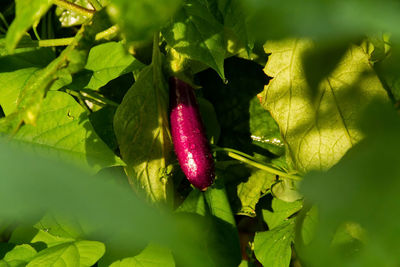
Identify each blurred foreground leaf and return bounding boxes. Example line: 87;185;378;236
108;0;182;42
299;101;400;266
0;139;217;267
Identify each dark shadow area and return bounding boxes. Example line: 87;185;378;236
89;105;118;152
195;57;277;159
0;105;4;118
99;72;135;104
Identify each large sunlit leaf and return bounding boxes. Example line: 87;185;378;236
114;44;173;204
9;91;124;173
162;0;226;80
259;39;388;173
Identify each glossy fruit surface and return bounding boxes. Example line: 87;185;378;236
169;77;215;190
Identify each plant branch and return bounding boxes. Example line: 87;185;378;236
53;0;95;18
0;12;9;28
16;25;119;48
38;37;74;47
214;147;302;180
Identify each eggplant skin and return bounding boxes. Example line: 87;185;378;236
169;77;215;190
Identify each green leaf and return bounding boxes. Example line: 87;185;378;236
83;42;145;90
5;0;53;52
236;170;275;217
0;46;55;115
56;0;92;27
254;219;295;267
204;181;242;267
176;189;207;216
218;0;252;54
3;244;37;266
271;178;302;202
74;240;106;267
300;205;318;245
114;47;173;203
26;242;80;267
35;213;85;240
260;39;388;173
0;68;38;115
2;27;90;129
89;106;118;151
249;96;284;156
9;91;123;173
107;0;182;42
162;0;226;80
109;244;175;267
262;198;302;229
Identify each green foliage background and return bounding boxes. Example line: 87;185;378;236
0;0;399;266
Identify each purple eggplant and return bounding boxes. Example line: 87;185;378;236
169;77;215;190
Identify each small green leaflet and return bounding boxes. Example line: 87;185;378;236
5;0;53;52
109;244;175;267
2;244;37;266
83;42;145;90
254;219;295;267
262;198;302;229
9;91;124;173
162;0;226;80
26;241;105;267
236;169;275;217
260;39;389;173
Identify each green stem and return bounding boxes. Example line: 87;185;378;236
66;90;92;112
0;12;9;29
33;25;41;40
53;0;95;18
88;0;102;10
213;146;260;162
38;37;74;47
80;89;119;107
94;25;119;41
217;149;302;181
19;25;119;48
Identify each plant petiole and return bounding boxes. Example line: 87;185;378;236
214;147;302;181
